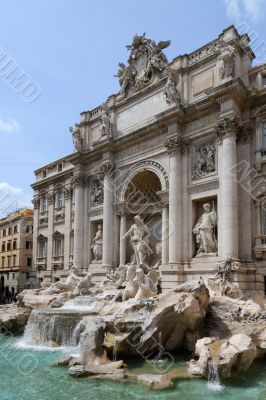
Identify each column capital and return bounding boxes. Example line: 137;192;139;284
72;174;86;188
116;210;128;217
100;161;114;176
164;136;190;155
64;185;73;200
159;201;169;208
214;114;242;144
32;195;40;209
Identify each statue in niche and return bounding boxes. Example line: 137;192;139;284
69;123;84;152
217;40;236;80
193;143;216;179
122;215;153;268
163;69;180;105
91;180;104;205
99;103;112;138
193;203;217;256
91;224;103;262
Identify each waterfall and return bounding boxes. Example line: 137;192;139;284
16;309;83;351
113;342;118;362
207;359;223;392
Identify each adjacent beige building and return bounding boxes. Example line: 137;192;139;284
31;26;266;297
0;208;33;295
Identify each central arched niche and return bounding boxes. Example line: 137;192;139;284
123;170;162;266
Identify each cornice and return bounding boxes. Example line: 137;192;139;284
206;77;249;107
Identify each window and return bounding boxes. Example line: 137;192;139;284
7;242;11;251
2;229;6;237
56;189;64;208
12;257;16;267
26;257;32;267
8;227;12;235
263;123;266;148
58;163;63;172
26;224;33;234
13;225;17;234
1;243;5;252
54;237;63;257
12;273;15;280
7;257;10;268
38;241;46;258
26;241;33;250
1;257;4;268
40;195;47;212
42;170;47;178
13;240;17;250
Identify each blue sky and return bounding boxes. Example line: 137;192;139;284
0;0;265;215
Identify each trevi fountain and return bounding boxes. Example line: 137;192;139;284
1;27;266;400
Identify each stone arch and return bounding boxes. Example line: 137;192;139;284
119;160;169;202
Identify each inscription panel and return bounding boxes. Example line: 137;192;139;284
116;89;170;136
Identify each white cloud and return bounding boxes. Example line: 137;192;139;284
243;0;263;22
224;0;241;20
0;118;19;135
0;182;32;218
223;0;264;23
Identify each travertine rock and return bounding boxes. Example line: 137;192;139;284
0;304;31;334
137;374;174;390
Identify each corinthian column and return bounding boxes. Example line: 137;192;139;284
73;174;86;269
118;211;127;266
161;203;169;264
165;137;189;264
102;161;114;267
215;115;240;259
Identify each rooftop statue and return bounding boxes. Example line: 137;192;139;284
217;40;236;80
163;69;180;105
69;123;84;152
115;34;171;97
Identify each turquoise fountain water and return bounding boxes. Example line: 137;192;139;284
0;336;266;400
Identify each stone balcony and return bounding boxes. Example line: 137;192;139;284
51;256;64;270
35;257;47;272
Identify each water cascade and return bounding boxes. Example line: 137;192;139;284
207;359;223;392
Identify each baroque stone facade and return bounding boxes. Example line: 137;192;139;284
32;26;266;297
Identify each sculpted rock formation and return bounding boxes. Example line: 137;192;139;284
208;258;242;298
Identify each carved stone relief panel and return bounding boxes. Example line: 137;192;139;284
90;178;104;206
192;140;216;180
